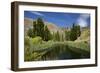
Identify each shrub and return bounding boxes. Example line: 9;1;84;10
31;36;42;44
24;36;30;46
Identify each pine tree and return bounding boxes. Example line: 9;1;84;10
52;32;56;41
33;21;37;37
70;23;77;41
27;28;34;38
44;25;52;41
32;18;45;40
65;30;70;41
54;31;60;41
36;18;45;38
76;25;81;37
61;34;64;41
70;23;81;41
32;18;52;41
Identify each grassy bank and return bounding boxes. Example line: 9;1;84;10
24;40;90;61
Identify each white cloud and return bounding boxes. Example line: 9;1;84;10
77;14;90;27
31;11;44;16
80;14;90;19
77;18;87;27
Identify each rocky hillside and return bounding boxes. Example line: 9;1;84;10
75;27;90;43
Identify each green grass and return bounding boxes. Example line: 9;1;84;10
24;40;90;61
67;41;90;52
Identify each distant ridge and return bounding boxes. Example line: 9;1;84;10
24;17;64;34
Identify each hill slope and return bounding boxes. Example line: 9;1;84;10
75;28;90;43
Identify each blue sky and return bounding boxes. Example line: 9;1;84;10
24;11;90;28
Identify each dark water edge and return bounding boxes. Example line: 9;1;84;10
41;45;90;60
24;44;90;62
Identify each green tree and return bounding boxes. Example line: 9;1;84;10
70;23;81;41
52;32;56;41
37;18;45;38
44;25;52;41
32;18;52;41
70;23;76;41
65;30;70;41
61;34;64;41
33;18;45;40
33;21;37;37
76;25;81;37
54;31;60;41
27;28;34;38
